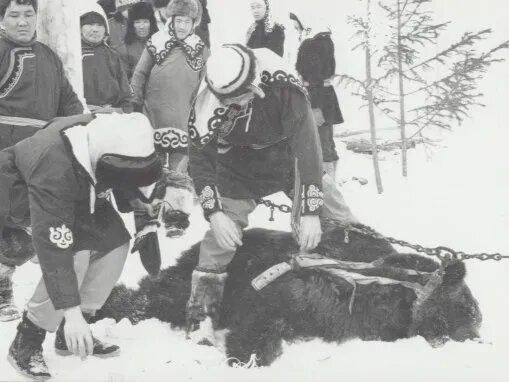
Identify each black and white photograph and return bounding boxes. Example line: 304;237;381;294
0;0;508;381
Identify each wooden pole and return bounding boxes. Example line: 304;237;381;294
36;0;86;107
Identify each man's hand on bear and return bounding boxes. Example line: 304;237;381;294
210;212;243;250
299;215;322;251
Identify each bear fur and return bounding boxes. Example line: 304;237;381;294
96;224;482;366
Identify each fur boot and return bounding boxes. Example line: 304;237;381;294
186;270;227;346
7;312;51;381
0;263;20;322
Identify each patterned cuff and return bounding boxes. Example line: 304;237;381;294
199;185;223;220
154;127;189;154
300;184;324;215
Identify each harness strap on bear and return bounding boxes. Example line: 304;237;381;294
251;253;443;315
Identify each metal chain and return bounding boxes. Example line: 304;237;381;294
256;199;509;262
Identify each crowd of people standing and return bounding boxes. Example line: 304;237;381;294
0;0;354;380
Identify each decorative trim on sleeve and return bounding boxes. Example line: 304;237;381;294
199;185;223;219
300;184;324;215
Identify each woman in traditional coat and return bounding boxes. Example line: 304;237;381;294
292;13;344;180
80;4;133;113
246;0;285;57
131;0;209;172
118;2;159;80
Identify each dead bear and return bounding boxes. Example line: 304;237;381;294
96;224;482;366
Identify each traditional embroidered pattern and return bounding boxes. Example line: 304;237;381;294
0;47;35;99
199;185;222;212
147;24;205;71
260;70;307;95
154;127;189;152
49;224;74;249
301;184;324;214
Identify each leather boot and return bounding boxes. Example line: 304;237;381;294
7;312;51;381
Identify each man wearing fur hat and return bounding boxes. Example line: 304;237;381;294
0;0;84;322
2;112;163;380
186;44;359;346
132;0;208;172
80;3;133;113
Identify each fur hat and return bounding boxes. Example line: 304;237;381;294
128;2;155;21
115;0;141;13
166;0;202;25
206;44;262;99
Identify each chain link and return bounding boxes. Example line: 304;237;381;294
256;199;509;262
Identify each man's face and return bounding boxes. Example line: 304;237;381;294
134;19;151;39
0;2;37;44
173;15;193;40
81;23;106;44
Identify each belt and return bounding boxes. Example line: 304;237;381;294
0;115;47;128
303;77;335;88
87;105;123;114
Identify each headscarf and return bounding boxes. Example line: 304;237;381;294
246;0;277;41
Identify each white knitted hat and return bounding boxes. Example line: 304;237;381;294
206;44;259;98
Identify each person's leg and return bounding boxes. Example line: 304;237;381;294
187;198;257;345
8;251;91;380
54;242;129;357
319;123;340;180
26;251;91;332
321;173;359;225
0;262;19;321
79;242;129;315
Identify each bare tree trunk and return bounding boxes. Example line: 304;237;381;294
37;0;86;107
396;0;408;177
365;0;383;194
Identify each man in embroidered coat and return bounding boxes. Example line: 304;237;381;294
0;0;83;323
0;0;83;150
131;0;208;172
186;44;358;346
80;4;133;113
1;112;163;380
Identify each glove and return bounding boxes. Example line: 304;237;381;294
131;224;161;278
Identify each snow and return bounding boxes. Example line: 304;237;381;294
2;0;509;381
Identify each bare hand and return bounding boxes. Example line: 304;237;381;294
210;212;243;250
63;307;93;360
312;108;325;127
299;215;322;251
